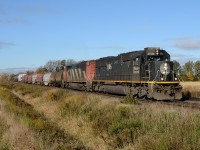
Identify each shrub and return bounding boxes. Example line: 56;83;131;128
121;97;138;104
46;89;68;101
62;94;88;116
0;118;10;150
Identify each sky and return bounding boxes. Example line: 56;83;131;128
0;0;200;72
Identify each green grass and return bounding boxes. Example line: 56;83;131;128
0;118;10;150
2;82;200;149
61;93;200;149
121;96;138;104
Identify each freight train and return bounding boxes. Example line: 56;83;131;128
19;47;182;100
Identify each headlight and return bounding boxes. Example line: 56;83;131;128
161;77;164;81
174;77;177;81
160;63;170;75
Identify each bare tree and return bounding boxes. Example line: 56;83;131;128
44;59;77;72
44;60;61;72
65;59;77;66
35;67;48;74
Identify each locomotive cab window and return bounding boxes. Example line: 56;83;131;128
133;57;139;65
147;56;163;61
141;57;145;63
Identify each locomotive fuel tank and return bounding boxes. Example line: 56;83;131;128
100;85;130;95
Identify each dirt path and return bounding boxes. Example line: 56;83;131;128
0;100;37;150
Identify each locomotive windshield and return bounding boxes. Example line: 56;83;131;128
147;56;164;61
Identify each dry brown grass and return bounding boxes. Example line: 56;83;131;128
18;91;108;150
3;82;200;149
0;86;86;149
0;100;37;150
181;82;200;99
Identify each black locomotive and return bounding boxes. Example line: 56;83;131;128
93;47;182;100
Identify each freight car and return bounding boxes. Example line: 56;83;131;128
43;73;51;86
18;74;26;82
35;74;44;85
27;75;32;84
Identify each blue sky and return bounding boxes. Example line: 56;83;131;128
0;0;200;71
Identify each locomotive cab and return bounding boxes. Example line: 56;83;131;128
141;47;178;82
139;47;182;100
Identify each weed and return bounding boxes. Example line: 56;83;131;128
108;119;142;135
0;86;87;149
0;140;10;150
2;82;200;149
121;97;138;104
0;118;10;150
45;89;67;101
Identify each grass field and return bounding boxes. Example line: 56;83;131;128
0;82;200;149
181;82;200;99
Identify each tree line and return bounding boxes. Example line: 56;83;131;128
174;60;200;81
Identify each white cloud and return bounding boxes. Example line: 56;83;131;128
0;67;36;74
0;41;15;49
0;17;30;24
171;36;200;50
19;6;59;14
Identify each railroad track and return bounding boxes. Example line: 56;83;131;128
18;82;200;110
71;88;200;110
139;98;200;110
